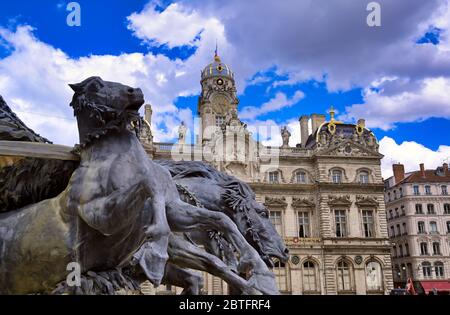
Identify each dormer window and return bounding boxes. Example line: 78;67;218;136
332;170;342;184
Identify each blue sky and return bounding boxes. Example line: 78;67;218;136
1;0;450;176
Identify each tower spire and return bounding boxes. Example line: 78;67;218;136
214;40;221;62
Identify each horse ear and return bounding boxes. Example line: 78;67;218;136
69;83;82;93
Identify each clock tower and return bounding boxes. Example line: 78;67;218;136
198;51;239;143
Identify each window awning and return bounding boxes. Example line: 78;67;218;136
420;281;450;293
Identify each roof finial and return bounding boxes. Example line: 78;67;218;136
329;105;335;121
214;40;221;62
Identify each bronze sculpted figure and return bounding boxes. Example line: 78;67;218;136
0;77;281;295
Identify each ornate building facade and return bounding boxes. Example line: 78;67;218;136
139;53;393;295
385;163;450;294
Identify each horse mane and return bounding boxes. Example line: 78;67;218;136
155;160;255;212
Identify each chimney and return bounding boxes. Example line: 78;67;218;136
299;115;309;148
144;104;152;125
393;163;405;184
357;119;366;128
311;114;326;135
443;163;448;175
420;163;425;177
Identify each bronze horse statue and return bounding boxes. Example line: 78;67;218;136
156;160;289;294
0;77;278;295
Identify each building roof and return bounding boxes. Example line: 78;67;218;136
201;53;234;80
395;169;450;185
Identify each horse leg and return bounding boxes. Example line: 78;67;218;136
130;195;170;287
166;233;258;295
161;263;203;295
165;202;278;295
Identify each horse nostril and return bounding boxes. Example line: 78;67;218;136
284;248;289;254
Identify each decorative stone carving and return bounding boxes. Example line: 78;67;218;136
264;196;287;208
356;195;379;207
327;195;352;206
291;197;315;208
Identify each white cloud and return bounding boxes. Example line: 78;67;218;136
340;77;450;130
239;91;304;120
379;136;450;178
0;25;204;145
127;2;210;48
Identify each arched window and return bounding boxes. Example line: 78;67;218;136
336;260;354;292
422;262;432;278
268;171;280;183
295;171;307;184
332;169;343;184
273;259;288;292
359;171;369;184
434;262;444;278
303;261;318;293
366;261;383;292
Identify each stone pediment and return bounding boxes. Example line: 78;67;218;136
355;195;379;207
317;139;381;158
291;197;315;208
327;195;352;207
264;196;287;208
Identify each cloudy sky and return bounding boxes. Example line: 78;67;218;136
1;0;450;178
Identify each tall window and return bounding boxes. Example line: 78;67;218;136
444;204;450;214
447;221;450;234
427;204;435;214
422;262;432;278
432;242;441;255
335;210;347;237
390;226;395;237
399;188;403;197
359;171;369;184
366;261;383;291
296;171;306;184
399;245;404;257
215;115;225;127
389;210;393;219
336;260;353;292
430;221;438;234
269;211;283;236
425;185;432;195
435;262;444;278
362;210;375;237
442;185;448;195
332;170;342;184
413;185;420;195
268;171;279;183
297;212;310;238
420;242;428;255
418;221;426;234
402;222;407;235
405;243;410;256
396;224;401;236
392;246;397;258
303;261;318;292
415;204;423;214
401;206;406;216
273;260;288;292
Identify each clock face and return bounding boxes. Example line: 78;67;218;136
216;78;224;86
